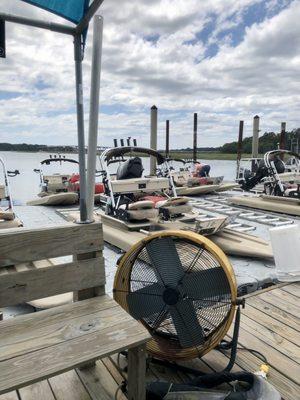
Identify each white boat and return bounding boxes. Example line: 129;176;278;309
158;158;234;196
0;157;22;229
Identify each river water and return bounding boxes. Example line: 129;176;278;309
0;151;237;204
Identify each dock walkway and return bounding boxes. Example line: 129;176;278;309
1;283;299;400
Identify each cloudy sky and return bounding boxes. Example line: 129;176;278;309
0;0;299;149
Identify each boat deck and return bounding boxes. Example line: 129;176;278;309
1;282;299;400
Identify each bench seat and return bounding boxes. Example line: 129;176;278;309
0;295;150;395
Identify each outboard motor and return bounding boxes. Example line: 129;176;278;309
116;157;143;180
241;157;285;191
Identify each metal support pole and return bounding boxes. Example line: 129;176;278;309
0;12;75;35
74;34;88;222
150;105;158;175
236;120;244;180
86;15;103;222
193;113;198;163
166;120;170;158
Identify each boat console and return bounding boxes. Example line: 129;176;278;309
111;177;170;194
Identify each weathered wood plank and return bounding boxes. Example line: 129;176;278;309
0;257;105;308
73;251;105;302
18;380;55;400
77;360;126;400
0;315;150;394
269;287;300;307
227;324;300;384
128;344;147;400
0;295;114;334
240;314;300;364
281;283;300;298
244;303;300;346
49;370;91;400
0;392;19;400
0;304;128;362
254;290;300;318
247;296;300;332
217;342;300;400
0;223;103;267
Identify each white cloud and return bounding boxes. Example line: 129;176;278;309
0;0;299;149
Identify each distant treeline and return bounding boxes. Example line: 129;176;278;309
220;129;300;154
0;143;77;153
1;128;300;154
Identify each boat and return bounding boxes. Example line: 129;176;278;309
158;158;237;195
0;157;22;229
27;155;104;206
65;146;272;259
238;150;300;197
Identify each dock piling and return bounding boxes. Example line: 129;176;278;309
193;113;198;163
236;120;244;180
280;122;286;150
252;115;260;172
150;105;158;175
166;120;170;158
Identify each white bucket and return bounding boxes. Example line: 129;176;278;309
269;224;300;282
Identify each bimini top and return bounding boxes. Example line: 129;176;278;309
266;150;300;159
166;158;186;164
41;157;79;165
104;147;166;165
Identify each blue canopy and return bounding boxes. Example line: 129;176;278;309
21;0;90;24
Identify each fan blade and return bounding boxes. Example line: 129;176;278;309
169;299;205;348
146;237;184;288
127;283;165;320
181;267;231;300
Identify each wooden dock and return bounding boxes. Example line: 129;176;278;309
1;282;299;400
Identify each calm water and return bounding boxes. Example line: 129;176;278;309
0;151;237;205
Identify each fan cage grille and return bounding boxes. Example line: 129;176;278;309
114;232;237;361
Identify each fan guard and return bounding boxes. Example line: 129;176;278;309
113;231;237;361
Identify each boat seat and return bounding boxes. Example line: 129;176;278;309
0;185;5;200
43;174;71;192
155;196;193;215
0;223;150;399
0;208;14;221
120;200;159;220
111;177;169;194
171;171;190;187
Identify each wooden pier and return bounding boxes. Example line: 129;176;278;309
1;282;299;400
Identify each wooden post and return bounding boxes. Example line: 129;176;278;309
280;122;286;150
166;120;170;158
193;113;198;163
236;120;244;180
252;115;260;172
127;344;147;400
150;105;158;175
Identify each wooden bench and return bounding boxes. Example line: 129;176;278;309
0;222;150;399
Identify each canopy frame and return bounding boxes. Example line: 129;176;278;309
0;0;104;222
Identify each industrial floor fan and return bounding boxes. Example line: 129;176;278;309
113;231;242;366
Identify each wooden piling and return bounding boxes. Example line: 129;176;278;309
236;120;244;179
150;105;158;175
193;113;198;163
280;122;286;150
166;120;170;158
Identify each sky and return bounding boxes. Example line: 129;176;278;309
0;0;299;149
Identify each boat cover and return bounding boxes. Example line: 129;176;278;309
116;157;143;180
